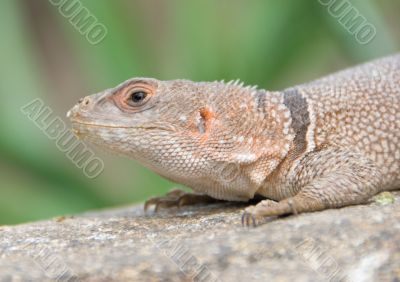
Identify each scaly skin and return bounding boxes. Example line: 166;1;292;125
68;54;400;226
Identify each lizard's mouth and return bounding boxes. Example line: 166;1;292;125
70;120;133;129
68;120;176;158
71;120;174;130
67;104;175;142
69;120;175;141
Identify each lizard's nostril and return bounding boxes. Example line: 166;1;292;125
79;97;91;106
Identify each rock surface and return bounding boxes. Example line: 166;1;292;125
0;192;399;282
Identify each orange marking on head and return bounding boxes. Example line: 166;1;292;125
198;107;214;142
199;107;214;124
187;107;216;158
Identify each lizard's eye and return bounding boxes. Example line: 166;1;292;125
130;91;147;103
113;81;156;112
126;89;150;107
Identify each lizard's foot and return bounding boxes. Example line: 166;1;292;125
242;197;318;227
242;148;383;227
242;199;282;227
144;188;219;212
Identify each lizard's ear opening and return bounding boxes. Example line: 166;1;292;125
196;107;214;134
112;81;156;113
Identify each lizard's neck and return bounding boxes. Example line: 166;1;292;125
256;87;314;200
183;85;298;200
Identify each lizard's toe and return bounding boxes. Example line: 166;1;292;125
144;188;187;212
144;189;218;213
144;197;180;212
177;194;218;207
144;197;162;212
241;211;258;227
166;188;187;198
241;200;282;226
154;198;181;212
144;189;218;212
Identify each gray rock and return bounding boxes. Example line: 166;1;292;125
0;192;399;282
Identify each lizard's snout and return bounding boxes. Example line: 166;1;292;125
67;96;95;120
66;95;98;140
78;96;92;107
75;95;95;112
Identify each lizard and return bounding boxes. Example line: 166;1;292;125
67;54;400;226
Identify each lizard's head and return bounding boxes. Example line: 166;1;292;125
68;77;293;200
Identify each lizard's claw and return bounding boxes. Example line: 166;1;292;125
144;189;219;213
241;199;280;227
144;197;180;212
241;211;258;227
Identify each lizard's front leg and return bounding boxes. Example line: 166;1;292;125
242;148;384;226
144;188;220;212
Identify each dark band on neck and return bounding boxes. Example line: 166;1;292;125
255;90;267;113
283;88;310;156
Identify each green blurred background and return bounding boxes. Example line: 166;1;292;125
0;0;399;225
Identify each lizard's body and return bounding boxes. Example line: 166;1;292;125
261;57;400;201
68;54;400;225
